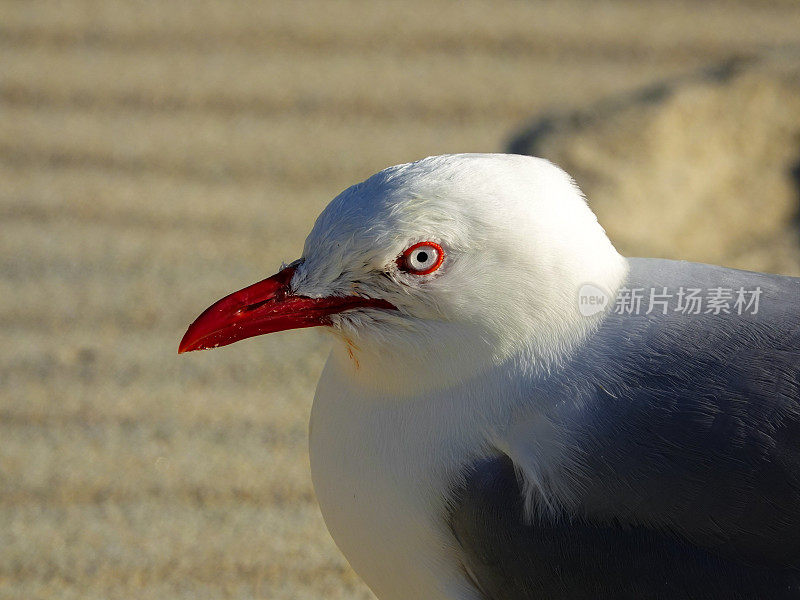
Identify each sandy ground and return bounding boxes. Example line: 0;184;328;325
3;1;800;598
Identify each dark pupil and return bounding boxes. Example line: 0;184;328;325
416;251;429;263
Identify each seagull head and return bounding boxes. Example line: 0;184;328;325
180;154;627;391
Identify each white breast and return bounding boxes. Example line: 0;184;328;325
309;352;487;600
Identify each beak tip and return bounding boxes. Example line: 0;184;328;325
178;330;198;354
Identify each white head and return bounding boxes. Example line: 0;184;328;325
181;154;627;393
289;154;627;392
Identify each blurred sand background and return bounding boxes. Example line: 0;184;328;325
2;1;800;599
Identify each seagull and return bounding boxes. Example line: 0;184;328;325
179;154;800;600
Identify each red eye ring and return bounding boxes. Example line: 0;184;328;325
397;241;445;275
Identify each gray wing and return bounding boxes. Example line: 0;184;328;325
450;259;800;600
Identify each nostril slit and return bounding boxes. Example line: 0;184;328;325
241;299;271;313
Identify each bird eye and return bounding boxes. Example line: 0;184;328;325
398;241;444;275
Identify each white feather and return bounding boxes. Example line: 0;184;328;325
293;154;628;599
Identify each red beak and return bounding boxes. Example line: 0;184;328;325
178;265;396;353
